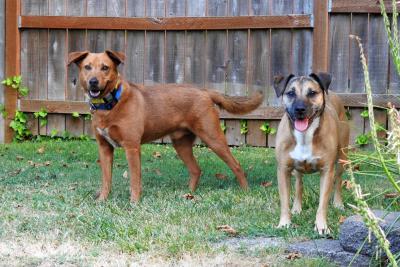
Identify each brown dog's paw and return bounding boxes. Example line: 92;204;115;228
95;191;108;202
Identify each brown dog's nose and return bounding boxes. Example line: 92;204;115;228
89;77;99;87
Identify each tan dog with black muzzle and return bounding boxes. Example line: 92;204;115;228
68;50;263;203
273;72;349;235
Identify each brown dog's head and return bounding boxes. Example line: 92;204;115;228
273;72;331;132
68;50;125;99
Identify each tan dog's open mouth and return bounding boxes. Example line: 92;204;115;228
294;118;309;132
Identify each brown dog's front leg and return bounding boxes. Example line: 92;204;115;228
315;166;335;235
277;166;291;228
96;138;114;201
125;146;142;203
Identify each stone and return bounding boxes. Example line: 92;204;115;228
287;239;371;267
339;210;400;257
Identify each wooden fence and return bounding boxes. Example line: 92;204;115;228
2;0;400;146
0;0;4;143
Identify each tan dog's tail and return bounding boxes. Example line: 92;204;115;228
208;90;263;114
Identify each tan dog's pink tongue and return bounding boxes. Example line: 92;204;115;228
294;118;309;132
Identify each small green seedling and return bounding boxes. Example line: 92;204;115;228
260;122;277;135
240;120;248;135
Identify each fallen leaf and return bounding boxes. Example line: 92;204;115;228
384;192;400;199
123;170;129;179
339;215;346;224
152;151;162;158
261;181;273;187
341;180;353;190
215;173;228;180
183;193;194;200
16;156;24;161
286;252;302;260
216;225;238;236
44;161;51;166
37;147;45;154
155;169;162;176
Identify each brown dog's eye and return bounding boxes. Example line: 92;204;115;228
286;91;295;98
101;65;109;71
84;65;91;71
307;90;317;97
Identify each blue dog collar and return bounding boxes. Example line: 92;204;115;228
89;82;123;111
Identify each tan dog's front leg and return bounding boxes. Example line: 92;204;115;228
315;166;335;234
292;170;303;214
125;146;142;203
96;139;114;201
278;166;292;228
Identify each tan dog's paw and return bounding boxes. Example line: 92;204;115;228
95;191;109;202
333;201;344;210
291;203;302;214
314;220;331;235
277;217;291;228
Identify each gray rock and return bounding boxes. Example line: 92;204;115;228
339;210;400;257
287;239;371;267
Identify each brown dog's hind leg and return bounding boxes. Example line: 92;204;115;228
96;138;114;201
193;112;248;189
171;133;202;191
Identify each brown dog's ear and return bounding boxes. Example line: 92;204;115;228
309;72;332;94
273;74;295;97
68;51;89;66
105;50;125;65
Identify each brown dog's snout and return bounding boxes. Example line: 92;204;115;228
89;77;99;87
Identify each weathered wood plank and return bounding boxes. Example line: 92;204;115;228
293;0;313;14
349;14;368;93
185;31;206;87
331;0;400;13
49;0;66;15
26;113;39;136
167;0;185;17
107;0;125;17
266;120;279;147
226;30;248;96
165;31;185;83
229;0;249;16
126;0;145;17
67;0;86;16
145;31;164;85
125;31;145;84
312;0;329;73
47;30;66;100
186;0;205;16
146;0;165;17
389;17;400;93
246;120;266;146
271;0;292;15
206;30;227;93
207;0;228;16
86;1;107;53
349;108;364;145
66;116;84;137
250;0;270;15
225;120;245;146
67;30;86;101
21;0;48;15
329;15;350;92
248;30;269;106
47;114;65;136
0;0;4;142
368;15;389;94
87;0;106;16
292;29;313;76
105;30;125;52
20;15;313;30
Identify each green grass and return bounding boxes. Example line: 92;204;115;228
0;140;396;265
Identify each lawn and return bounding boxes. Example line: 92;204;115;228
0;140;395;266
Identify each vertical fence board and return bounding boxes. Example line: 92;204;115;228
167;0;185;16
207;0;228;16
293;0;313;14
349;108;364;145
21;0;48;15
206;31;227;93
225;119;244;146
246;120;266;146
166;31;185;83
368;15;389;94
49;0;65;15
271;0;292;15
67;0;86;16
145;31;164;84
186;0;205;16
329;15;350;92
67;30;86;101
270;30;291;105
126;1;145;17
267;120;279;147
87;2;107;53
66;116;84;137
389;17;400;94
250;0;270;15
185;31;205;87
107;0;125;17
126;31;145;84
292;29;313;76
0;0;3;142
146;0;165;17
226;30;248;96
87;0;107;16
229;0;248;16
349;14;368;93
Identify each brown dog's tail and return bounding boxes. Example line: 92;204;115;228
207;90;264;114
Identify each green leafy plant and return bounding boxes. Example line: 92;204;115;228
240;120;248;135
79;134;91;141
61;130;71;140
355;133;370;145
260;122;277;135
360;109;369;118
1;75;29;97
50;129;58;138
0;104;6;118
9;110;31;141
72;112;80;118
84;114;92;121
220;121;226;133
34;107;48;127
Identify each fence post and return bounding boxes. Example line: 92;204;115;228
312;0;329;72
4;0;20;142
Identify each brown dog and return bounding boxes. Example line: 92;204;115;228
273;72;349;234
68;50;263;202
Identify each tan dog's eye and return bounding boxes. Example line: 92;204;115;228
286;91;295;98
307;90;317;97
84;65;92;71
101;65;109;71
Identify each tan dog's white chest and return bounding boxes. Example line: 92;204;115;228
289;117;320;172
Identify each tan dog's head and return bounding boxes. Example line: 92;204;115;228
68;50;125;99
273;72;331;132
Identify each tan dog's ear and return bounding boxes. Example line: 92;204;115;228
309;72;331;94
68;51;89;66
273;74;294;97
105;50;125;65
